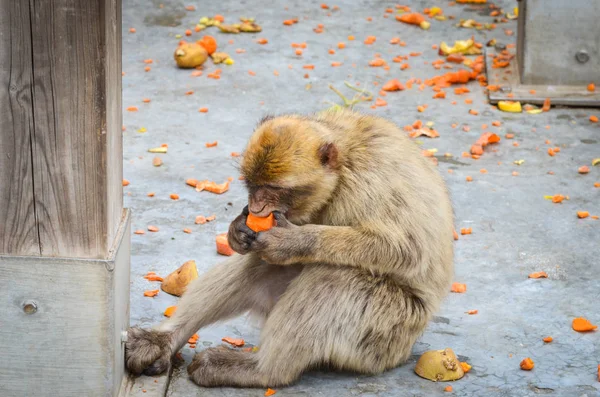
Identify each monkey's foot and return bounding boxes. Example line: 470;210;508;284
125;327;173;376
187;346;261;387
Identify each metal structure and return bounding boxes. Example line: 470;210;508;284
488;0;600;106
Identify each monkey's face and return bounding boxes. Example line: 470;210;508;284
241;118;340;224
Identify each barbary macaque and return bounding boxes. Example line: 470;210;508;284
125;109;454;388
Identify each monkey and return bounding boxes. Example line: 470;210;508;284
125;108;454;388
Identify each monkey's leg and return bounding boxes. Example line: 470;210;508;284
125;254;301;376
187;265;426;388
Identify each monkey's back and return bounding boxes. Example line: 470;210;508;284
312;109;454;311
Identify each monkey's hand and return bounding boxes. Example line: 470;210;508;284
228;205;257;254
251;212;309;265
125;327;173;376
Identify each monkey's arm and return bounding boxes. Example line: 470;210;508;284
253;214;412;274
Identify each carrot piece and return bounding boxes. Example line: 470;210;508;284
303;64;315;70
542;336;553;343
520;357;534;370
453;230;459;240
528;271;548;279
375;98;387;107
134;229;145;235
144;273;164;282
572;317;597;332
216;233;234;256
148;225;159;232
222;336;245;347
369;58;386;67
321;3;329;9
170;194;179;200
444;386;452;392
143;289;159;297
396;13;425;25
579;165;590;174
469;109;479;115
542;97;551;112
213;15;225;22
246;213;275;232
466;309;478;315
588;83;595;92
590;115;598;123
205;141;218;148
466;176;473;182
265;388;277;396
126;106;138;112
433;91;446;99
256;38;268;45
198;35;217;54
164;306;177;317
122;179;130;186
577;211;590;219
188;334;199;344
451;282;467;293
460;228;472;235
595;182;600;188
460;362;472;373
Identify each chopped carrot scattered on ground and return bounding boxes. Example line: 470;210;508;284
265;388;277;396
460;228;472;235
134;229;145;235
222;336;245;347
256;38;268;45
144;290;159;297
144;273;164;282
577;211;589;219
543;336;553;343
590;115;598;123
205;141;218;148
588;83;595;92
579;166;590;174
466;176;473;182
453;230;459;240
129;28;136;33
528;272;548;279
470;132;500;155
170;194;179;200
520;357;534;370
148;225;159;232
451;282;467;293
444;386;453;392
466;310;478;315
572;317;597;332
199;107;209;113
460;362;472;373
164;306;177;317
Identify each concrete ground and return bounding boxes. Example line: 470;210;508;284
121;0;600;395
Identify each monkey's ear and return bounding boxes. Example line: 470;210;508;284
318;142;339;168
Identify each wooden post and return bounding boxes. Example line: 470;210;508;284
0;0;129;396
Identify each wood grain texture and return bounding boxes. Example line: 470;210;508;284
0;210;130;397
0;0;123;258
0;0;41;256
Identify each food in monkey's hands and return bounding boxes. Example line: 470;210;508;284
246;213;275;232
161;260;199;297
216;233;235;256
174;42;208;68
415;348;465;381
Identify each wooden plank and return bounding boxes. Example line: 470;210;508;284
486;50;600;107
27;0;122;258
0;0;41;256
0;210;130;397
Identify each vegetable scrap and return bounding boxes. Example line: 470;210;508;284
143;290;159;297
164;306;177;317
265;388;277;396
577;211;589;219
542;336;553;343
460;362;471;373
162;260;198;296
498;101;522;112
444;386;452;392
144;273;164;282
460;228;472;235
247;213;275;232
439;38;481;55
470;132;500;155
148;147;167;153
466;310;478;315
396;13;430;30
174;42;208;68
415;349;465;381
195;215;216;224
147;225;159;232
578;166;590;174
451;282;467;293
520;358;534;371
528;272;548;279
216;233;234;256
222;336;245;347
572;317;597;332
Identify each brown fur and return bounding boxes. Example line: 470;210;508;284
124;109;454;388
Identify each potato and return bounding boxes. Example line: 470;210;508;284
174;43;208;69
414;348;465;382
161;260;198;296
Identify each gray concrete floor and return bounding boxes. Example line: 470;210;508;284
121;0;600;395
